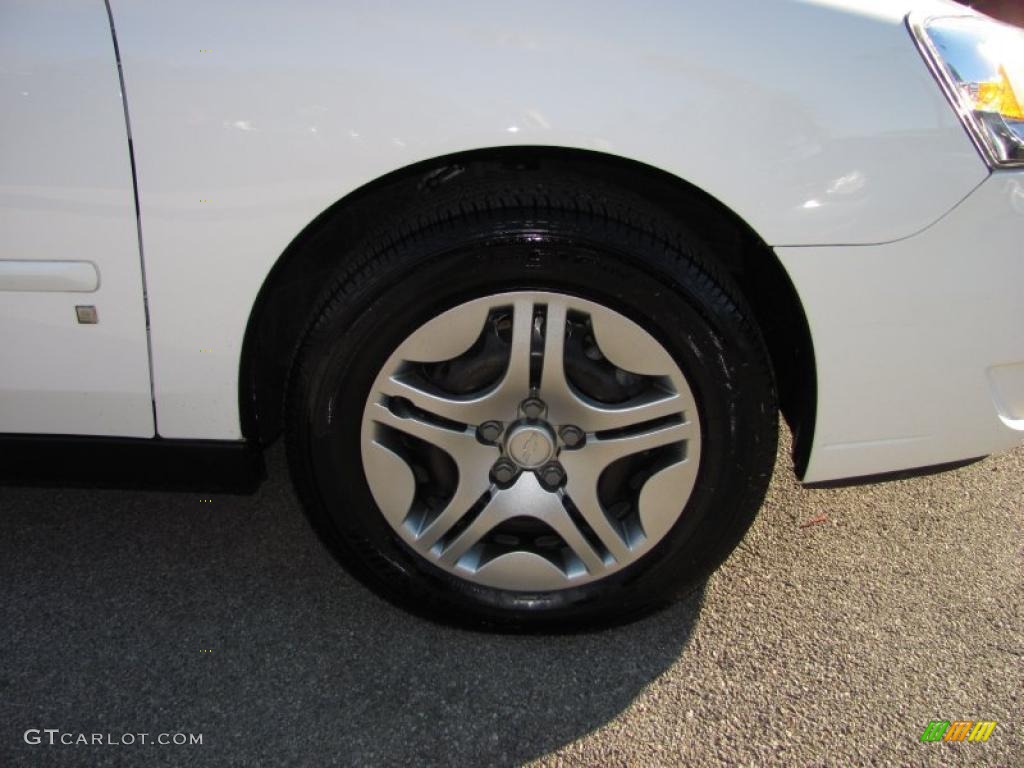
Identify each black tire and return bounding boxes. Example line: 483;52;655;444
285;168;777;631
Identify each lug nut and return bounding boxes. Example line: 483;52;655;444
477;420;503;444
491;458;519;485
538;461;565;490
521;397;546;419
559;425;585;449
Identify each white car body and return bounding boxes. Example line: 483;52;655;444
1;0;1022;483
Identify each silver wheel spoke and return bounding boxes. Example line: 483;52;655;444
378;375;496;426
583;416;694;466
440;475;607;576
559;485;632;564
416;483;491;550
499;297;535;399
438;493;506;566
560;417;695;559
569;389;688;433
536;297;690;433
379;297;535;424
366;401;478;461
544;506;607;575
367;400;497;544
539;298;572;406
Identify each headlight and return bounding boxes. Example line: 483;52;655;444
909;13;1024;168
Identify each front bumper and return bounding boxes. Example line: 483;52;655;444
776;171;1024;483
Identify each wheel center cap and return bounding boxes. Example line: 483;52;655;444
504;422;555;469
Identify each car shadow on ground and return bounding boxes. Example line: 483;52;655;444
0;445;702;767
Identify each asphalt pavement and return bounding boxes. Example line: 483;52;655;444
1;430;1020;767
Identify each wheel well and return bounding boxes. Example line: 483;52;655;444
239;147;817;476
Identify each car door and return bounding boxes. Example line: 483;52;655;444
0;1;153;437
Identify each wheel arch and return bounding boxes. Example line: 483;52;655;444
239;146;817;476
